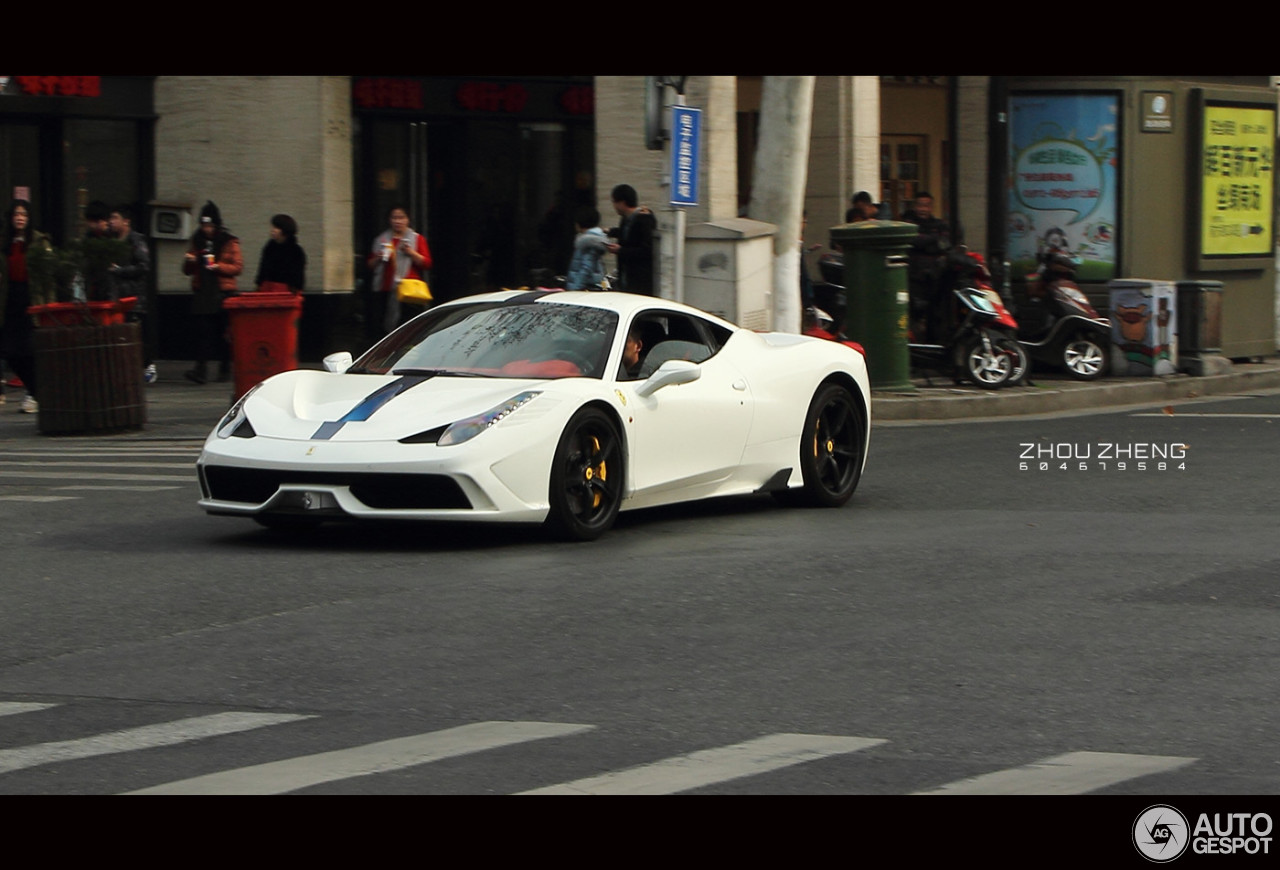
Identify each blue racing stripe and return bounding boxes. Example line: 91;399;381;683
310;375;429;440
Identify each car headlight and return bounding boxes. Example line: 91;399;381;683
216;385;261;439
435;390;541;446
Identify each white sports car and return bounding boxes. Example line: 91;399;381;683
197;290;871;540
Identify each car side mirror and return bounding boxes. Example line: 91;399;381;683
636;359;700;398
323;351;353;374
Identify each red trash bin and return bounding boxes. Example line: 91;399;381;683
222;288;303;401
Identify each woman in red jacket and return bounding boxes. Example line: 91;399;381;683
366;204;432;342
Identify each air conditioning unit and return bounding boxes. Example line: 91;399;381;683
149;204;192;240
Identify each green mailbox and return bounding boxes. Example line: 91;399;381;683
829;220;916;391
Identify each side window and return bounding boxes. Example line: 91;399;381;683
619;311;728;381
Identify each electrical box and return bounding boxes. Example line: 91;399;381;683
149;203;192;240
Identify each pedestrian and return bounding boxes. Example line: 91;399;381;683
84;200;111;239
83;199;117;302
107;205;155;383
181;201;242;385
605;183;656;295
0;199;55;414
845;190;880;223
254;213;306;293
365;204;432;342
564;206;609;291
904;191;952;342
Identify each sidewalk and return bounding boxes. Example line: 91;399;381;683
872;355;1280;422
2;356;1279;444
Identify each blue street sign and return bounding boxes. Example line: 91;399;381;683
670;105;701;207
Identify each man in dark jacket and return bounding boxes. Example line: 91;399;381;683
108;205;155;381
905;191;952;341
605;183;656;295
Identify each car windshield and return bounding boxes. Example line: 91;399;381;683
352;300;619;379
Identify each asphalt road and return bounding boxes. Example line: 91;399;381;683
0;390;1277;797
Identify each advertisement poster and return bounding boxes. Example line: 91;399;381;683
1199;102;1275;257
1007;93;1119;281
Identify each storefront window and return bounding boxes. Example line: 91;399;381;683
0;122;41;220
62;119;140;239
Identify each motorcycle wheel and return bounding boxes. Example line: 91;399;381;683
1001;338;1031;386
1063;333;1107;381
962;334;1013;389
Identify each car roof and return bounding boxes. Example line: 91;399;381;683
436;290;742;331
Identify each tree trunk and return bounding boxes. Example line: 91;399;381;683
747;76;815;334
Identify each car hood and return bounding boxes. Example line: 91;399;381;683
237;369;567;442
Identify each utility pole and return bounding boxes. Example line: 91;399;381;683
747;76;815;333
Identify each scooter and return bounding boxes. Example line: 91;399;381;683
1016;249;1111;381
909;247;1026;389
815;247;1025;389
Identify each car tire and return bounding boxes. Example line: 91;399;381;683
784;381;865;508
545;406;624;541
1063;333;1106;381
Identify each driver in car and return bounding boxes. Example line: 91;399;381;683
621;328;644;379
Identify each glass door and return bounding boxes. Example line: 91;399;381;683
880;135;925;219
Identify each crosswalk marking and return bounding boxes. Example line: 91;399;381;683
0;470;191;482
0;460;193;469
125;720;595;795
0;702;1206;794
0;702;57;717
912;750;1197;795
518;733;887;795
55;485;181;491
0;495;80;502
0;712;312;775
1132;412;1279;418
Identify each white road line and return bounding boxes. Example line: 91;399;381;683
0;461;193;469
55;486;181;492
0;471;191;482
519;733;887;795
0;702;58;717
125;720;595;795
0;451;198;458
0;495;80;502
1131;412;1279;418
913;751;1197;795
0;712;312;776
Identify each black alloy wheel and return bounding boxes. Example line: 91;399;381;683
787;382;865;508
546;406;625;541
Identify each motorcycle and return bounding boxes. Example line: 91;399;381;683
815;247;1025;389
909;247;1026;389
1016;249;1111;381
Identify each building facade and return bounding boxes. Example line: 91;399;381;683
2;75;1274;363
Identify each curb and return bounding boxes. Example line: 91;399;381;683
871;361;1280;422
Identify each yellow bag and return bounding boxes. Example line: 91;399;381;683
397;277;432;304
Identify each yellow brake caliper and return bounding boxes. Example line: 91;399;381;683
585;435;606;508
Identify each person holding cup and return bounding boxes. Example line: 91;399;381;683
365;204;432;342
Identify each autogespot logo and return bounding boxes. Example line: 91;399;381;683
1135;805;1190;862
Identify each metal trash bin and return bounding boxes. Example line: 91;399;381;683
829;220;916;391
32;321;146;435
1176;280;1230;376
